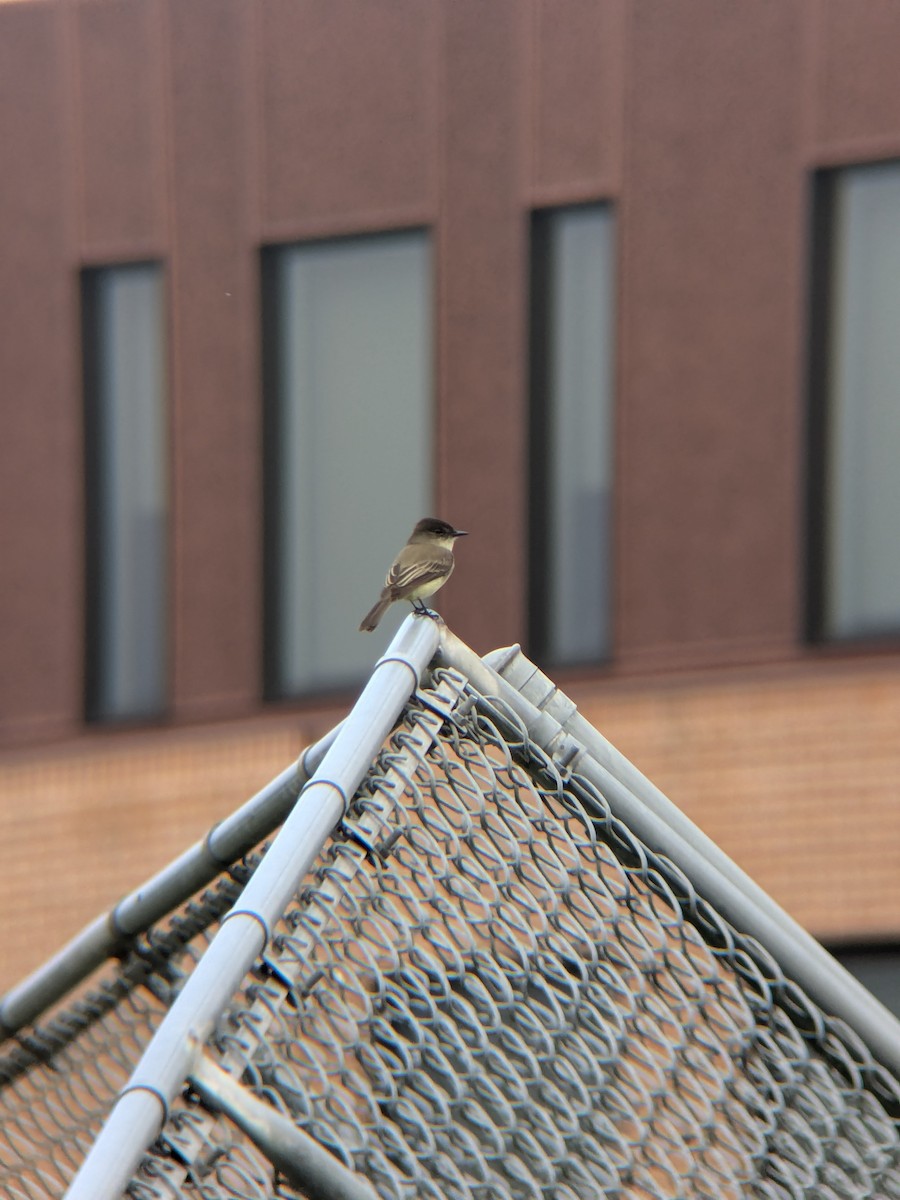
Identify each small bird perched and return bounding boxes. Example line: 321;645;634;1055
359;517;468;632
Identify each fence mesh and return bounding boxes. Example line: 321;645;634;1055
1;664;899;1199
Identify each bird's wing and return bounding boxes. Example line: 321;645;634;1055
386;544;453;596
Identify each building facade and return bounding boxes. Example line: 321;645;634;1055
2;0;900;999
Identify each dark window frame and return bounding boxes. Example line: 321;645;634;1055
260;244;287;703
805;168;835;645
527;208;554;662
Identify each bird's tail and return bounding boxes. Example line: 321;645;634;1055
359;594;391;632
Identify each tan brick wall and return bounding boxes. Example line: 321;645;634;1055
1;657;898;998
0;707;342;995
573;656;900;944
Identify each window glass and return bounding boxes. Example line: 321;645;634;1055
83;264;168;721
263;231;432;695
832;945;900;1019
817;161;900;639
530;205;616;665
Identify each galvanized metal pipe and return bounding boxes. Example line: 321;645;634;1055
437;631;900;1080
64;615;440;1200
0;721;343;1040
189;1053;379;1200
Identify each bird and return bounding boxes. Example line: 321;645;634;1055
359;518;468;632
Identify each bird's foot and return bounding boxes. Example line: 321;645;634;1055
411;601;441;621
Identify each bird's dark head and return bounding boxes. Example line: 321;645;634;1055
412;517;468;541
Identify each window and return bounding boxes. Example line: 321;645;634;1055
831;944;900;1019
83;264;168;722
809;161;900;641
262;230;432;696
529;204;617;666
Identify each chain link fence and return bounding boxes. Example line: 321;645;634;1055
2;662;900;1199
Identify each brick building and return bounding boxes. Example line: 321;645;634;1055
1;0;899;1003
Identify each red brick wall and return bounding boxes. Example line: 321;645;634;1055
0;707;342;993
6;1;900;744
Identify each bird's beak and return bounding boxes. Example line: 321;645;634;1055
454;529;469;537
